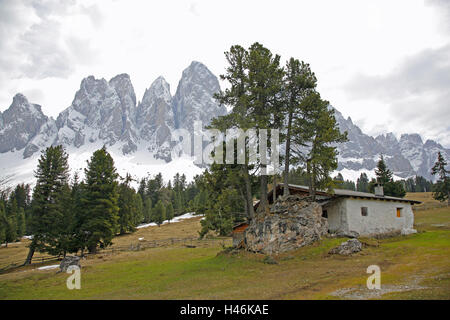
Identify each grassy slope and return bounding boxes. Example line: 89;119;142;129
0;193;448;300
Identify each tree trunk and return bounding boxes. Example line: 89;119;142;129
24;243;35;265
273;175;277;203
239;187;248;220
307;160;316;200
283;112;293;196
242;165;255;220
88;244;97;254
259;165;268;213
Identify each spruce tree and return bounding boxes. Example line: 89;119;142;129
16;207;26;238
375;155;393;185
431;152;450;206
25;145;71;264
356;173;369;192
134;193;144;226
166;202;174;223
369;155;406;197
81;146;119;253
118;174;137;234
143;197;152;222
69;172;87;255
153;200;166;227
0;203;6;245
6;199;18;243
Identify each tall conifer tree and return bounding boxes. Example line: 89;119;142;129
82;146;119;253
25;145;70;264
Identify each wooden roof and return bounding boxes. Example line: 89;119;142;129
257;183;421;206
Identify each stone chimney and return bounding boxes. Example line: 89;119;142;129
374;183;384;197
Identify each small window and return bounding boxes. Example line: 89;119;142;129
322;210;328;218
361;207;368;216
396;208;402;218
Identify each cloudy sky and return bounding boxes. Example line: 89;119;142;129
1;0;449;147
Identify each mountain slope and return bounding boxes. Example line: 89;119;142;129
0;62;448;185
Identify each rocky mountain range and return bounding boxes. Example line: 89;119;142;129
0;61;448;184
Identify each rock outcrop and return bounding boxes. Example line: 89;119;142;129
244;195;328;255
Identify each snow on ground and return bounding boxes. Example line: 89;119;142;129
37;264;59;270
1;142;204;189
136;212;201;229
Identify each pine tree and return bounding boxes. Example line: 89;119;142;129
166;202;174;223
375;155;393;185
246;42;284;212
153;200;166;227
81;146;119;253
212;44;255;220
0;203;6;245
134;193;144;226
6;199;18;243
282;58;317;196
297;92;347;199
67;172;84;254
199;188;242;237
143;197;152;222
16;207;26;237
369;155;406;197
118;173;137;234
431;152;450;206
356;173;369;192
25;145;71;264
147;173;163;206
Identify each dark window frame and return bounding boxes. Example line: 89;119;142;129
361;207;368;216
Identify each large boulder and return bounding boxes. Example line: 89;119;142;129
329;239;362;255
244;195;328;255
59;256;81;272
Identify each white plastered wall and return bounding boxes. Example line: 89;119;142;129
324;197;415;236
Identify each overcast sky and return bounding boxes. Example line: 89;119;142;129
1;0;449;147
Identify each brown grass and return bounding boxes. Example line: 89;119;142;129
406;192;447;211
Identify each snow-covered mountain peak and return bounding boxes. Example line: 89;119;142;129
1;63;448;185
142;76;172;106
400;133;423;146
109;73;137;109
172;61;226;131
0;93;49;155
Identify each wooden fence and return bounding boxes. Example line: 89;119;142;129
0;237;231;274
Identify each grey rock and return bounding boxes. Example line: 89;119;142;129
329;239;362;255
59;255;81;272
245;196;328;255
336;230;360;238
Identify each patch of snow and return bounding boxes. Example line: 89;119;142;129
136;212;201;229
37;264;59;270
